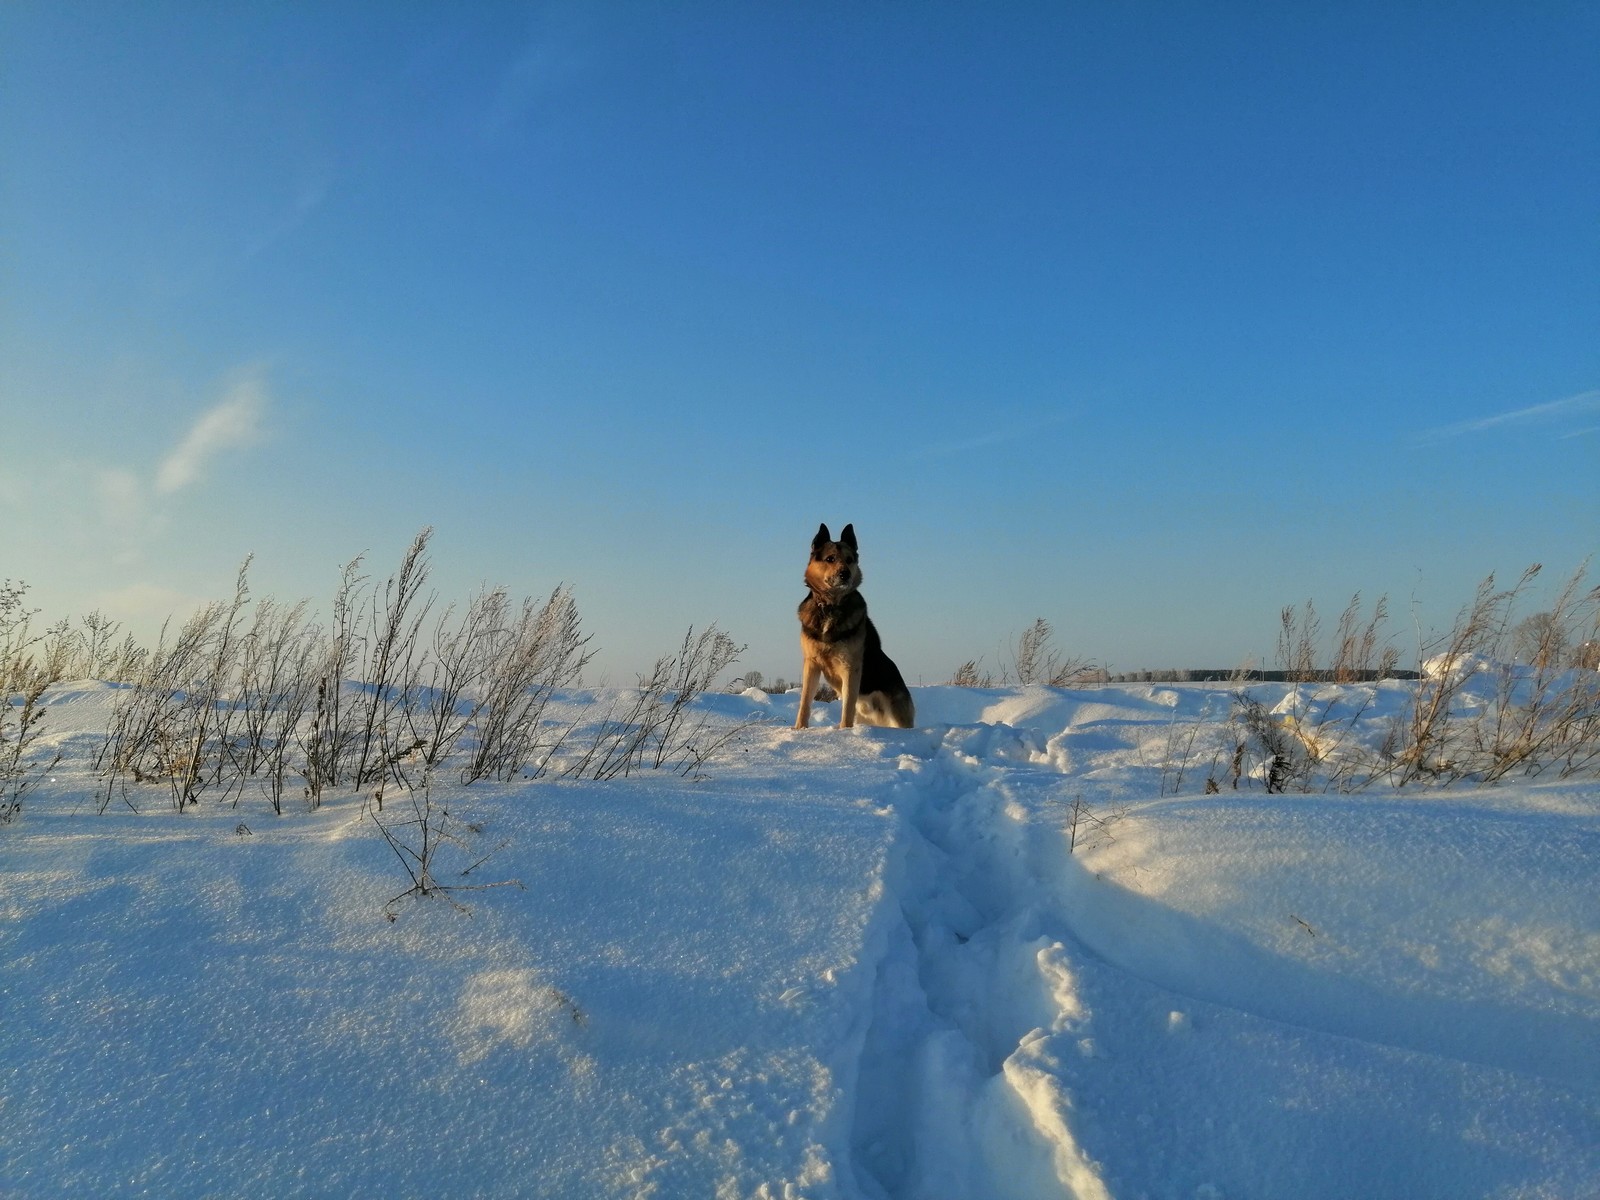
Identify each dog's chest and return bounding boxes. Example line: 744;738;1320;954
799;592;866;643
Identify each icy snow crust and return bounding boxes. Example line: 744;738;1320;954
3;681;1598;1198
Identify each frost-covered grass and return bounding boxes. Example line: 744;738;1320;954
2;679;1598;1198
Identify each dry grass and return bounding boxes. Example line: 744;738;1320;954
78;530;749;816
1;581;62;821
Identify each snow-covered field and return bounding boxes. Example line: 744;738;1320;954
3;679;1598;1198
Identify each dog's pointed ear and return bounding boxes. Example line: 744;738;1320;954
839;523;857;550
812;523;831;550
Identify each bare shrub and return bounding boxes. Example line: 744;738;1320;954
237;599;308;773
1011;619;1099;687
563;625;751;781
1470;564;1600;782
948;659;996;688
1394;566;1541;784
300;555;367;807
36;526;764;821
1276;594;1397;685
1512;611;1570;669
1227;692;1303;793
36;619;74;685
1277;601;1321;683
167;563;255;810
1;672;59;823
1332;593;1399;682
86;536;611;811
53;610;149;682
404;587;505;770
1246;562;1600;790
238;599;321;815
1264;593;1396;791
93;566;322;815
463;586;592;784
352;528;435;788
75;610;122;678
1556;684;1600;777
0;581;39;690
367;776;523;918
96;562;256;812
1155;562;1600;795
1066;794;1125;853
640;626;750;772
1;582;62;821
1160;710;1200;796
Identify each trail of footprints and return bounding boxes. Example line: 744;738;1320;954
851;725;1112;1200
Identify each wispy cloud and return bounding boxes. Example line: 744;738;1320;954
239;169;334;266
156;372;268;494
481;7;593;141
93;467;156;564
1416;388;1600;443
910;411;1078;461
95;467;143;529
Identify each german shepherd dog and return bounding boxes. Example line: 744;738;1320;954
794;523;915;729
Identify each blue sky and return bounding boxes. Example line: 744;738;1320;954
2;2;1596;683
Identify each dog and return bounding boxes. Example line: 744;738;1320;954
794;523;915;729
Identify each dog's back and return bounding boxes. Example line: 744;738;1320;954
853;616;915;727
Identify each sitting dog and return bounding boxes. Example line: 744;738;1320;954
794;523;915;729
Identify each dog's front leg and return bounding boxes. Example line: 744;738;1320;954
839;662;860;729
794;658;819;729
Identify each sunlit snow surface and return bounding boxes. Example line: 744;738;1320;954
3;681;1597;1198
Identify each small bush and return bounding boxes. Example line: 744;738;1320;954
563;625;753;780
96;562;257;811
461;585;592;783
1170;561;1600;795
1066;794;1125;853
1013;618;1100;686
948;659;996;688
81;531;752;811
949;620;1101;688
368;775;523;918
1;581;62;821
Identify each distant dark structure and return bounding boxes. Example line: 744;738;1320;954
1104;668;1422;684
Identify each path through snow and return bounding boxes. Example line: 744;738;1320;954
846;690;1600;1199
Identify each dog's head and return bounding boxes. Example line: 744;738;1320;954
806;523;862;596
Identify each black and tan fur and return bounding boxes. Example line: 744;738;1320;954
794;523;915;730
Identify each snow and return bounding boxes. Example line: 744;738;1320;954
3;680;1598;1198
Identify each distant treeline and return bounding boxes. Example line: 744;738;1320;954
1102;668;1423;684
